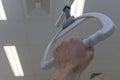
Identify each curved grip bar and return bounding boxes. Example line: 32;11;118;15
41;12;116;69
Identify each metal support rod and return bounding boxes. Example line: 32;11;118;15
63;6;71;19
55;0;75;27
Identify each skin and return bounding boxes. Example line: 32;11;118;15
51;36;94;80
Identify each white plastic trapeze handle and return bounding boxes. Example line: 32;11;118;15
41;12;116;69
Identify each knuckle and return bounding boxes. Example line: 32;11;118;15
55;44;61;51
53;47;57;54
70;36;83;43
88;52;94;60
63;39;69;44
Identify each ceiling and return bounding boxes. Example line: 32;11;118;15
0;0;120;80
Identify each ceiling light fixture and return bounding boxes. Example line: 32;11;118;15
3;46;24;77
0;0;7;20
71;0;86;18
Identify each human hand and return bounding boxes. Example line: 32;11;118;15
51;36;94;80
53;36;94;72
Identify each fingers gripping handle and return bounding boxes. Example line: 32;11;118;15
41;12;116;69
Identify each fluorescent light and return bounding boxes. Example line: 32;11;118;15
3;46;24;77
71;0;86;18
0;0;7;20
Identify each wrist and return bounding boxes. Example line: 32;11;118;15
51;66;83;80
